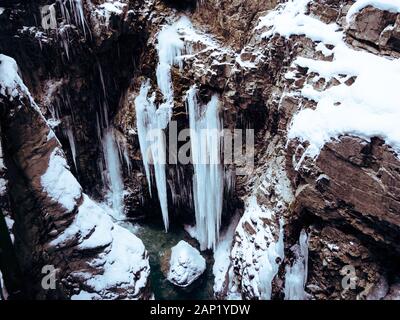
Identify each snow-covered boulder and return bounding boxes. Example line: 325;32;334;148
167;241;206;287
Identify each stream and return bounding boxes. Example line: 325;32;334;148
119;221;215;300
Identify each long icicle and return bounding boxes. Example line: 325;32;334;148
101;128;125;220
135;80;169;230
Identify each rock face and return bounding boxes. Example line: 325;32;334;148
192;0;279;49
347;5;400;57
1;0;400;301
166;241;206;287
0;54;150;300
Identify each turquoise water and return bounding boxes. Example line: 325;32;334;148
120;221;215;300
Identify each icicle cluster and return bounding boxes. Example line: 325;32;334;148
94;60;128;220
134;18;189;231
187;86;224;250
57;0;89;37
50;0;91;60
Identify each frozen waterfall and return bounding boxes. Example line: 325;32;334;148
258;219;285;299
133;18;190;231
156;17;186;110
101;128;125;220
135;80;169;231
284;229;309;300
186;86;224;250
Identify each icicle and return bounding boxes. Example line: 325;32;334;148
224;167;236;197
114;129;132;174
95;61;110;129
187;86;224;250
57;0;90;38
135;80;169;230
65;126;77;169
72;0;87;37
134;81;153;194
95;111;102;142
284;229;309;300
168;165;193;209
59;27;70;60
97;60;107;100
102;101;109;128
101;128;125;220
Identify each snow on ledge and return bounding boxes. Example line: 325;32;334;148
41;148;82;212
256;0;400;159
346;0;400;23
256;0;342;45
95;0;128;24
0;54;30;98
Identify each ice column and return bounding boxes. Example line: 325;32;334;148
187;86;224;250
284;229;309;300
65;127;77;169
102;128;125;220
258;219;285;299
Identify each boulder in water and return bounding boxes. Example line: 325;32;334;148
167;241;206;287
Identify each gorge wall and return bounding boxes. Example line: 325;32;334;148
0;0;399;300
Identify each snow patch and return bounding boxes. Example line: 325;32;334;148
257;0;342;45
95;1;127;24
213;214;240;296
0;54;30;98
41;148;82;212
227;196;284;300
53;195;150;299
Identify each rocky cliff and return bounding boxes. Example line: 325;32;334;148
0;0;399;300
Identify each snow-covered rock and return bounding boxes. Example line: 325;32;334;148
0;54;151;300
167;241;206;287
